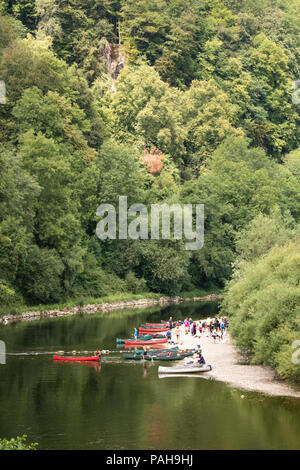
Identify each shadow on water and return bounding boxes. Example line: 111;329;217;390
0;301;299;450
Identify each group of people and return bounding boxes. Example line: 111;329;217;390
173;316;229;344
205;317;229;343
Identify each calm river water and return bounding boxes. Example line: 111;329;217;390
0;302;299;450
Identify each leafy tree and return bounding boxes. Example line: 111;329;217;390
17;245;64;303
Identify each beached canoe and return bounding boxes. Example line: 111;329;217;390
116;334;153;343
53;354;100;362
158;364;212;374
139;327;170;333
124;338;168;346
145;323;169;327
140;324;169;329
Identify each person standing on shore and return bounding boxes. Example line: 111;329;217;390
176;326;181;344
212;328;217;343
220;319;225;335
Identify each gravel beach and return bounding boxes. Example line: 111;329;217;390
172;324;300;398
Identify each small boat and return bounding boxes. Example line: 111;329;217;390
53;354;100;362
145;323;169;327
135;346;179;354
116;334;153;343
158;374;211;380
139;327;170;334
123;348;194;360
158;364;212;374
124;338;168;346
122;352;187;361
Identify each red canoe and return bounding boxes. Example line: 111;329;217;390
124;338;168;346
146;323;169;326
53;354;100;362
139;327;169;333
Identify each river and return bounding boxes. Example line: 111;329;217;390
0;301;299;450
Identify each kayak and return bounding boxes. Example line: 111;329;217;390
139;327;170;333
53;354;100;362
124;338;168;346
158;364;212;374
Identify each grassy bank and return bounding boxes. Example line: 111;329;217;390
0;286;221;318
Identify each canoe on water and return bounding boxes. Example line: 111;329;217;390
158;364;212;374
145;323;169;327
123;354;187;361
122;349;194;360
124;338;168;346
53;354;100;362
135;346;179;354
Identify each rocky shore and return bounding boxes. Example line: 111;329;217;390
0;293;222;325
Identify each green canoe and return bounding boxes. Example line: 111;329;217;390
116;334;153;343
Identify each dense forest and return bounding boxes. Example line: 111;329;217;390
0;1;299;378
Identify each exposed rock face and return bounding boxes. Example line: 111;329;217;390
104;41;125;85
0;294;222;325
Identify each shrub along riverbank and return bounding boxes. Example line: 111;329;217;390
221;211;300;383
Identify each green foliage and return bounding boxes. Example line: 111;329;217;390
0;0;300;391
222;236;300;382
125;271;148;294
0;434;38;450
18;245;64;303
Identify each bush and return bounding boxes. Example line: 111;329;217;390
222;239;300;382
125;271;148;294
0;435;38;450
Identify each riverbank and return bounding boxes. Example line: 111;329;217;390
0;292;222;325
174;327;300;398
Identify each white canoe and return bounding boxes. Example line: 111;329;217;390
158;364;212;374
158;374;212;380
